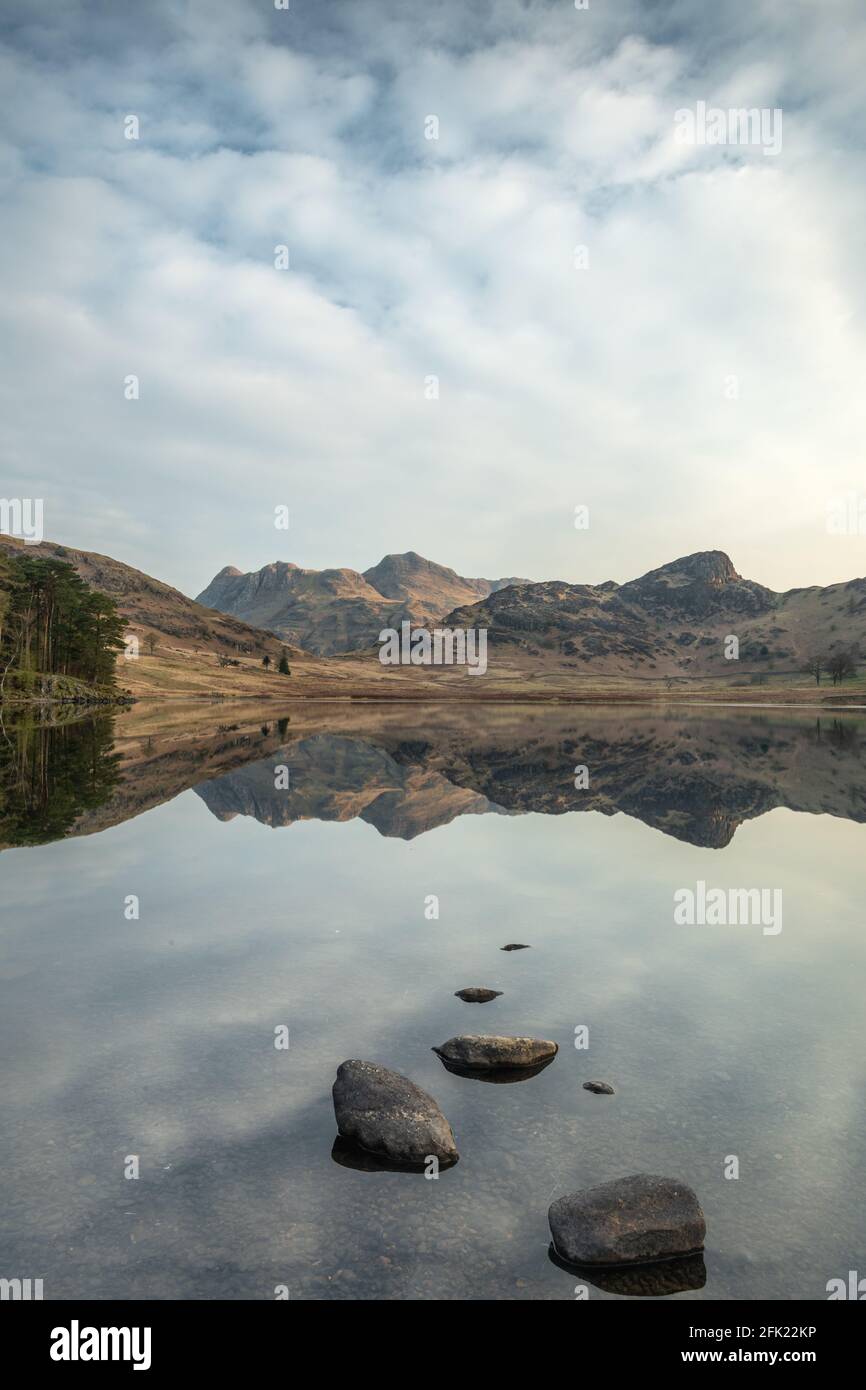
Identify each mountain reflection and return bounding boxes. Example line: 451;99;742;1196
1;704;865;850
191;711;866;847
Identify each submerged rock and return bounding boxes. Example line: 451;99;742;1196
500;943;530;951
433;1035;558;1070
583;1080;615;1095
332;1060;458;1167
454;987;502;1003
549;1174;706;1267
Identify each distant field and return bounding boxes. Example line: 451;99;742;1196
110;640;866;707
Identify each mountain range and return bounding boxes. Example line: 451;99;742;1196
196;552;530;656
3;533;865;692
198;547;866;678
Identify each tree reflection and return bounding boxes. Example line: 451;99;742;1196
0;712;121;846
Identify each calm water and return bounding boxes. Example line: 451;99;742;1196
1;703;864;1300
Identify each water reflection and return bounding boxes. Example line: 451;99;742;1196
548;1247;708;1296
1;701;865;1299
1;703;865;852
0;710;120;847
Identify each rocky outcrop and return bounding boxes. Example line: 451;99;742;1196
439;548;854;680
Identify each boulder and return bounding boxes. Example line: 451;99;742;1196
332;1060;458;1167
454;987;502;1003
583;1080;615;1095
433;1035;557;1069
500;943;530;951
549;1174;706;1267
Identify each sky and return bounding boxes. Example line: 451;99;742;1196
1;0;865;598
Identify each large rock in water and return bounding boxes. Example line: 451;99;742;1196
433;1035;558;1069
549;1175;705;1267
332;1060;458;1166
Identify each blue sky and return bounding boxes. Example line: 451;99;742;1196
1;0;864;595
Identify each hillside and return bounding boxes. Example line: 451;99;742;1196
196;550;531;655
442;550;866;682
0;534;309;700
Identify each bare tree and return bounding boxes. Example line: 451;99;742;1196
804;654;825;686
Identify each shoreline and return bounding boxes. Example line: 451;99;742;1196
3;692;864;714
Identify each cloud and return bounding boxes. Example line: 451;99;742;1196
0;0;864;593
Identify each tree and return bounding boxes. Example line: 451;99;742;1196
827;651;856;685
262;654;271;669
804;654;824;686
146;634;157;656
278;650;291;676
0;556;125;691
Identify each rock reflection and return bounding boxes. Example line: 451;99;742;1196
548;1246;707;1295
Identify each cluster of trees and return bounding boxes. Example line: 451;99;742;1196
262;651;291;675
804;651;859;686
215;649;291;674
0;555;126;694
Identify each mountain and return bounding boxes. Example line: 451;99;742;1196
442;549;866;680
196;551;531;655
196;561;396;657
361;551;529;623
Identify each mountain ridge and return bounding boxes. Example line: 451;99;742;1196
440;548;866;679
195;545;866;679
196;550;532;655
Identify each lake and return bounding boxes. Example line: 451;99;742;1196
1;702;864;1300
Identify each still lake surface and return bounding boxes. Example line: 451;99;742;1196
1;702;864;1300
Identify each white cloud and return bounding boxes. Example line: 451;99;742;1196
0;0;865;593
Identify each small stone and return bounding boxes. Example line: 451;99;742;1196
549;1174;706;1267
332;1060;458;1167
583;1081;615;1095
455;987;502;1003
433;1035;558;1069
500;943;530;951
